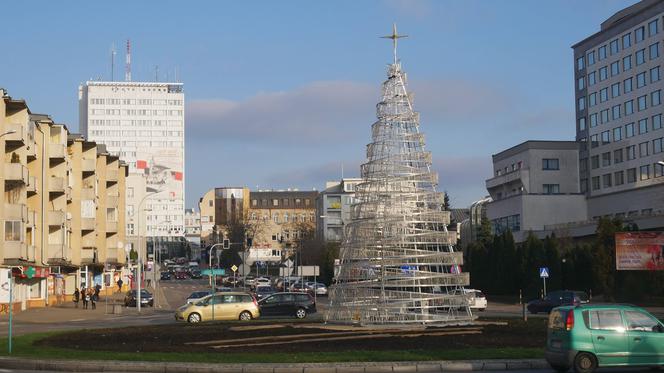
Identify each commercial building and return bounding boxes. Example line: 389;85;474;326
184;208;201;260
315;178;361;242
484;141;588;242
1;89;128;313
574;0;664;219
79;81;185;262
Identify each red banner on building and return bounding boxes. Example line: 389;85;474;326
615;232;664;271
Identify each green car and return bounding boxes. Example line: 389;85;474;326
545;304;664;373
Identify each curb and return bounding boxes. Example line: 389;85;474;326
0;357;550;372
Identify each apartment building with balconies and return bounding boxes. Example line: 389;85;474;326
1;89;128;313
315;178;362;242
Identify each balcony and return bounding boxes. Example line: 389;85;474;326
4;122;25;144
81;217;95;231
26;143;36;158
5;203;28;220
82;158;95;172
3;241;27;260
81;187;96;200
49;176;65;193
4;163;29;184
80;248;96;264
106;170;118;182
47;210;65;226
27;176;38;193
27;245;35;261
47;243;67;260
485;168;529;190
82;234;96;248
107;236;119;250
49;145;65;159
107;195;118;207
26;210;37;227
106;221;118;233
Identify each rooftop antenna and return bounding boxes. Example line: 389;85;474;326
125;39;132;82
175;66;179;83
110;43;116;81
381;23;408;65
155;65;159;82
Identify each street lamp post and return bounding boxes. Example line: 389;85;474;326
136;190;165;313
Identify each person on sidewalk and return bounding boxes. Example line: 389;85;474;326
82;288;90;309
89;287;96;310
117;278;123;292
94;284;101;302
73;288;80;308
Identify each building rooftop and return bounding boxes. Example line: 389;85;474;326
492;140;579;162
83;81;183;87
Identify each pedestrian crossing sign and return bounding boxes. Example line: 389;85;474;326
539;267;549;278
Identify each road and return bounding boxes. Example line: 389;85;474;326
0;368;657;373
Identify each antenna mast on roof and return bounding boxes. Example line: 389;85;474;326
110;43;116;81
125;39;132;82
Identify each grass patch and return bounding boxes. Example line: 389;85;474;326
0;331;543;363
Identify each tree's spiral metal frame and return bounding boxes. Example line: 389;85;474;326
327;61;475;325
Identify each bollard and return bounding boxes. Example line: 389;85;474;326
522;302;527;322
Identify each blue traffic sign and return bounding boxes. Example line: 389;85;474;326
539;267;549;278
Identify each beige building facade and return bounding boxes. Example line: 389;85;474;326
0;89;128;313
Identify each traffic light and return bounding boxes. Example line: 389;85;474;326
223;239;230;249
246;237;253;247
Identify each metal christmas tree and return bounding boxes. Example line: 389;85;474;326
327;25;475;325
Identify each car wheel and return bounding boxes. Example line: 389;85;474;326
550;364;569;372
573;352;597;373
188;313;202;323
239;311;252;321
295;308;307;319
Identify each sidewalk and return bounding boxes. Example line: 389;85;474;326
0;356;550;372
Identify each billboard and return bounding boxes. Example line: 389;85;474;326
615;232;664;271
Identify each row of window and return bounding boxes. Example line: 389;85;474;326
92;139;183;149
580;92;661;131
494;158;561;177
589;139;664;170
588;162;664;191
249;212;316;224
89;130;182;137
579;73;661;112
492;214;521;234
587;114;662;148
251;198;312;207
577;18;660;70
90;98;183;106
578;46;660;91
90;109;183;117
89;119;183;128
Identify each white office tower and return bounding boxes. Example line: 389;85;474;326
327;26;474;325
79;81;185;253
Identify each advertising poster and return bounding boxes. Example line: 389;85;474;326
615;232;664;270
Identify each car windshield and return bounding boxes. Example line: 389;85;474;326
574;291;589;302
257;286;272;292
189;292;209;298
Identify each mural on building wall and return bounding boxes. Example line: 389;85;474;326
136;148;183;198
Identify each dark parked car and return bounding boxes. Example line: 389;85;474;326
174;271;188;280
258;292;316;319
124;289;154;307
254;285;276;300
160;272;172;280
527;290;589;314
189;269;202;279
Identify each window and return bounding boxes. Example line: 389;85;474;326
601;130;611;144
602;174;612;188
615;171;625;185
542;158;559;170
579;97;586;111
623;55;632;71
650;43;659;59
591;134;599;148
612;105;621;120
273;213;279;223
640;164;650;180
577;56;585;70
611;61;619;76
592;176;600;190
651;66;660;83
588;310;624;330
598;45;607;60
649;20;659;36
600;88;608;103
639;119;649;134
589;93;597;107
599;66;608;81
627;168;637;182
636;26;645;43
624;77;633;93
251;199;257;206
614;148;624;163
625;100;634;115
581;178;588;193
656;162;664;177
601;109;609;124
4;221;21;241
543;184;560;194
591;155;600;169
611;83;620;98
580;158;588;172
654;137;663;154
623;33;631;49
627;145;636;160
272;199;279;206
282;198;289;206
626;310;660;332
637;72;647;88
636;49;646;65
640;141;650;157
587;50;596;65
652;90;661;106
638;95;647;111
653;114;662;130
590;113;598;127
613;127;623;142
610;39;619;55
578;77;585;90
579;117;587;130
602;151;611;166
588;71;596;86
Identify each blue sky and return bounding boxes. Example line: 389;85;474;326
1;0;636;209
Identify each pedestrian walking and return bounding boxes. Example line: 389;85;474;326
82;288;90;309
146;278;152;288
73;288;80;308
89;288;96;310
94;284;101;302
117;278;123;292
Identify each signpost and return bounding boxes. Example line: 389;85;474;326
539;267;549;297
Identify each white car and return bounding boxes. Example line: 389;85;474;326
254;277;271;287
462;289;487;311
